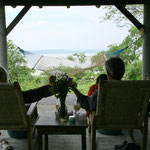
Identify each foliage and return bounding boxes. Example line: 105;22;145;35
120;27;142;64
67;52;86;65
123;60;142;80
97;4;143;81
8;40;34;84
67;56;75;62
72;71;88;82
20;72;49;90
91;51;105;68
99;4;143;65
105;26;142;64
100;5;143;27
76;80;95;94
73;52;86;63
7;40;49;90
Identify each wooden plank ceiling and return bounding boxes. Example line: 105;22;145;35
3;0;144;6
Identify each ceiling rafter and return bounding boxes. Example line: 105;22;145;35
115;5;143;30
6;6;31;35
3;0;144;6
2;0;144;35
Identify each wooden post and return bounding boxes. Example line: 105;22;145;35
143;0;150;80
0;4;7;70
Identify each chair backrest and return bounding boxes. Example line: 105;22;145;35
95;80;150;129
0;82;27;130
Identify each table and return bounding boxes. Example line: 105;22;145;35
35;111;87;150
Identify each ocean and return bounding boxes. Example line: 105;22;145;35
27;49;101;57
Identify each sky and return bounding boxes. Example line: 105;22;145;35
6;6;130;53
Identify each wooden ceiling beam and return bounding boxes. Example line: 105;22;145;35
115;5;143;30
3;0;144;6
6;6;31;35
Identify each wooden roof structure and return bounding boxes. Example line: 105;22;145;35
2;0;144;36
2;0;144;6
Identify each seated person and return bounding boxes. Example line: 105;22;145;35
69;57;125;112
88;74;107;96
0;66;53;104
0;66;55;138
86;74;107;117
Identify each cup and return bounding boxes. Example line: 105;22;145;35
69;115;75;124
73;102;80;115
55;103;60;110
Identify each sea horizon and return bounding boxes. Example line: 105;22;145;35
26;49;101;57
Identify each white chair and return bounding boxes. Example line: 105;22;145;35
0;82;38;150
89;80;150;150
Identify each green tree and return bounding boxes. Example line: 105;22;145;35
67;56;75;62
98;5;143;80
73;52;86;64
7;40;49;90
7;40;34;83
120;27;142;64
100;5;143;27
124;60;142;80
91;51;105;65
67;52;87;65
105;26;142;64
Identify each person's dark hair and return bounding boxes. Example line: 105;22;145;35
105;57;125;80
96;74;107;84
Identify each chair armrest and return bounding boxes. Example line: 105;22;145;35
89;112;96;119
27;102;38;116
88;111;96;133
91;111;96;116
89;112;96;124
27;102;39;127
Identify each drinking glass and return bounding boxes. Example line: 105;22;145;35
73;102;81;115
55;101;60;110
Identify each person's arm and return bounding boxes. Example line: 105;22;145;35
72;87;98;111
22;84;52;104
71;86;90;111
71;86;83;99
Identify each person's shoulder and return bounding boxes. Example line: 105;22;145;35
89;84;96;89
93;90;98;95
89;89;98;98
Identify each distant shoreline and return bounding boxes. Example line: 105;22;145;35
26;49;101;57
42;53;97;58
